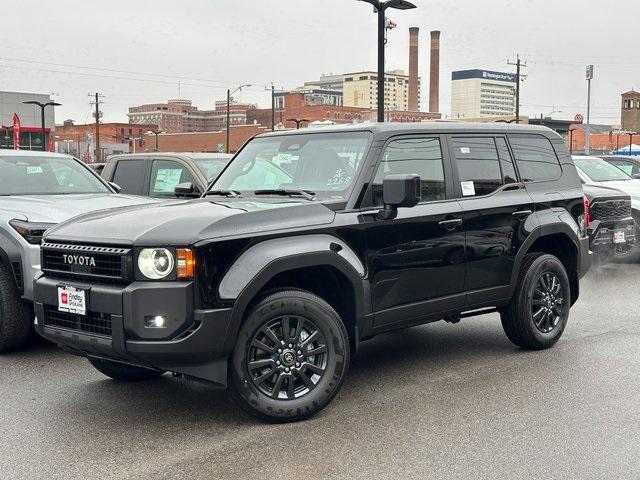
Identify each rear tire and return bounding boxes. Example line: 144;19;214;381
501;253;571;350
88;357;165;381
0;264;31;354
228;289;350;423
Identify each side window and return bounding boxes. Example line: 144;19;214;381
508;135;562;183
453;137;502;197
367;137;445;207
112;160;148;195
495;137;518;184
611;160;633;176
150;160;197;197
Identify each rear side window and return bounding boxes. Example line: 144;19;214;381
508;135;561;182
112;160;148;195
452;137;502;197
366;137;445;207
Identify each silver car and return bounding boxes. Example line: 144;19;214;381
0;150;158;353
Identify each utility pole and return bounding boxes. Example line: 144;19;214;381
507;55;527;124
271;84;275;132
89;93;104;162
585;65;594;155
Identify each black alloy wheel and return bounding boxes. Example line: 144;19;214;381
228;289;350;422
247;315;328;400
501;253;571;350
531;272;565;334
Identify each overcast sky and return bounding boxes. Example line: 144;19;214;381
2;0;638;125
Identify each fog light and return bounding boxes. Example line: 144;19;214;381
145;315;167;329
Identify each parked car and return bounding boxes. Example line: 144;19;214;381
0;150;159;353
101;153;233;199
573;155;640;260
600;154;640;179
583;184;636;260
35;123;590;422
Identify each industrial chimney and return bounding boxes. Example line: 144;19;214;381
429;30;441;114
408;27;420;112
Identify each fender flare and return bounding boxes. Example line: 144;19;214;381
218;235;368;355
508;222;582;297
0;240;23;294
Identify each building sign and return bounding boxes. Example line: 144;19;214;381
586;65;594;80
452;69;517;83
574;113;584;123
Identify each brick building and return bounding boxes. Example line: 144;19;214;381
247;92;439;130
127;99;197;133
622;90;640;133
54;122;158;158
149;124;270;153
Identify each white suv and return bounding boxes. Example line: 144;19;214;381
0;150;158;353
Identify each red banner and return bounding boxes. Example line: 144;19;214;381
48;134;55;152
12;113;20;150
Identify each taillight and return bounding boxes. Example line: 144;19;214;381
583;195;591;227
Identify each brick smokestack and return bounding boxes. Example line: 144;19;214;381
429;30;441;113
408;27;420;112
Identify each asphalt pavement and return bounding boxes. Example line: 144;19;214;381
1;262;639;480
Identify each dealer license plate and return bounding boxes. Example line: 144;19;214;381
614;231;626;244
57;285;86;316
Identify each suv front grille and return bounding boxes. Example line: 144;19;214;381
591;200;632;222
41;243;131;283
43;304;112;337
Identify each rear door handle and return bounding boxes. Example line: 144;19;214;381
438;218;463;230
512;210;533;220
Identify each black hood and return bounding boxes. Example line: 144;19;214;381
44;198;335;246
583;184;630;203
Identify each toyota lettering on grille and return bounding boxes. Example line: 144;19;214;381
62;254;97;267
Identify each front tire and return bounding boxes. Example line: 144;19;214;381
228;290;350;423
501;253;571;350
0;264;31;354
88;357;165;381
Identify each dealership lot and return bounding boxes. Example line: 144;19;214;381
2;262;639;480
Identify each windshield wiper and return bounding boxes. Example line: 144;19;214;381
204;189;241;197
253;189;316;200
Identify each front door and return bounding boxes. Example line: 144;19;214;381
361;135;466;329
449;135;535;306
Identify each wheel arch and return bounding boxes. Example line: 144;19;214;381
511;224;581;305
219;235;369;355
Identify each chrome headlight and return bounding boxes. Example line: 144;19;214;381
138;248;175;280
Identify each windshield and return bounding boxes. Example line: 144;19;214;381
574;157;631;182
211;132;372;200
0;155;111;195
193;158;231;182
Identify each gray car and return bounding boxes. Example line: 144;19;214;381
0;150;159;353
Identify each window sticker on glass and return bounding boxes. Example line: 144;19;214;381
154;168;183;192
461;181;476;196
460;147;471;154
27;166;43;174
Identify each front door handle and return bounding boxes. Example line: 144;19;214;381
438;218;463;230
512;210;533;220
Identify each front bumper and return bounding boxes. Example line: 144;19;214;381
588;218;636;254
33;274;231;386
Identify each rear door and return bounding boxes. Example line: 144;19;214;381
450;135;535;306
110;159;151;196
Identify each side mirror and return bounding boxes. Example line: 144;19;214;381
108;182;122;193
632;173;640;180
174;182;200;198
378;174;421;220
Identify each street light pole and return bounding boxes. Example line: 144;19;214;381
147;129;163;152
357;0;417;123
226;84;251;153
22;101;61;150
629;133;634;156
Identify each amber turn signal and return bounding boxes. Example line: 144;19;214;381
176;248;195;279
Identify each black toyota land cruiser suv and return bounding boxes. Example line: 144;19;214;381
34;123;590;422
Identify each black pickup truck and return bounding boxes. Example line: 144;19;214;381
34;123;590;422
